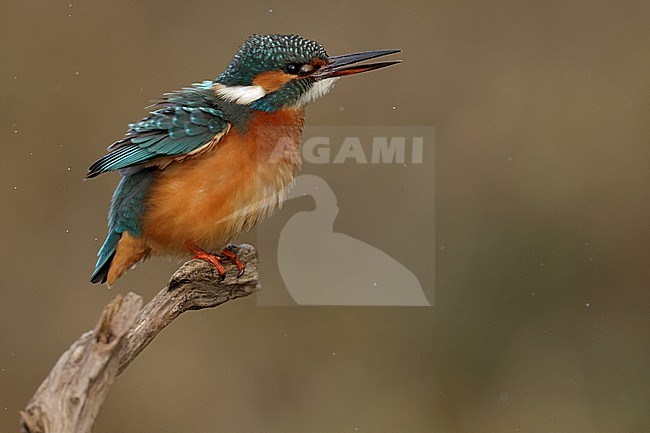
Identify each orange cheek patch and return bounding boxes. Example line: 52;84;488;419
253;70;293;92
311;58;326;68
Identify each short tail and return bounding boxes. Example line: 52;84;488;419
90;168;155;285
91;230;121;284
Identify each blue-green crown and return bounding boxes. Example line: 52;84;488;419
218;34;328;86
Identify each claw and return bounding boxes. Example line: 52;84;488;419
221;245;246;277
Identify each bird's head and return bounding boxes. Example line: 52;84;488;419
214;34;400;112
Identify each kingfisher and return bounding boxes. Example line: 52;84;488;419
87;34;400;286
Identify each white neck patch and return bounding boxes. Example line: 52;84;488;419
293;77;340;108
213;83;267;105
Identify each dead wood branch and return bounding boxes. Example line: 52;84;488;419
20;244;259;433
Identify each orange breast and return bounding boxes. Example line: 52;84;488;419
140;108;305;256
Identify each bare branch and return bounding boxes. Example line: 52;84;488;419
21;244;259;433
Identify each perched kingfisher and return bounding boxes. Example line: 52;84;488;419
88;34;400;286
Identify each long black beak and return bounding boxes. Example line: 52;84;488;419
315;49;401;79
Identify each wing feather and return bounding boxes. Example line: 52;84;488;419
87;82;229;178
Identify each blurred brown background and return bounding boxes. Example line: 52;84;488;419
1;1;649;432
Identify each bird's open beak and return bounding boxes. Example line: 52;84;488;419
315;49;401;79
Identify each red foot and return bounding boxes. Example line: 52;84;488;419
188;243;226;279
221;245;246;277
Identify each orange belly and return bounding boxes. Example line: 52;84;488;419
141;108;304;256
104;108;305;286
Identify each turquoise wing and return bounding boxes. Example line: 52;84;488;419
87;82;229;178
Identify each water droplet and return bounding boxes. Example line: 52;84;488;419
268;8;273;13
68;3;73;6
74;71;80;76
29;152;34;156
372;281;378;287
13;186;18;190
67;167;71;171
14;76;18;80
314;186;319;190
332;352;336;356
439;245;446;251
585;302;591;308
392;106;396;110
338;106;345;112
65;229;70;233
94;237;98;241
583;242;589;246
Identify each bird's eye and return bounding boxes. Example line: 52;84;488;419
285;63;301;74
